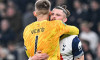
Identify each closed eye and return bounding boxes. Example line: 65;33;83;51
56;14;61;16
51;13;54;16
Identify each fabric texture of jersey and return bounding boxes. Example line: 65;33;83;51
23;20;79;60
60;35;84;60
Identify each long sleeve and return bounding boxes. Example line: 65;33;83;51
66;25;79;35
57;20;79;35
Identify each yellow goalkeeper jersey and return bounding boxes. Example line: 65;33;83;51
23;20;79;60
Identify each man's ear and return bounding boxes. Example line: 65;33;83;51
49;11;52;16
33;11;37;17
63;18;67;22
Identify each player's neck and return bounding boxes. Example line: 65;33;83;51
37;15;49;21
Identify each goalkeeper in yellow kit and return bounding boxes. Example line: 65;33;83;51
23;0;79;60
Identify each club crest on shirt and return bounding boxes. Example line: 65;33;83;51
62;44;66;51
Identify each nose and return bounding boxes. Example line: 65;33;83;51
53;17;56;19
52;15;56;19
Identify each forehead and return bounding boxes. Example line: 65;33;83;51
52;8;64;14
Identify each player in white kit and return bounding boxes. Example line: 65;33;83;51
60;35;84;60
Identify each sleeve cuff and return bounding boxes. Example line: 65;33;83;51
74;51;84;59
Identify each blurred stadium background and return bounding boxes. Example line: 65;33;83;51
0;0;100;60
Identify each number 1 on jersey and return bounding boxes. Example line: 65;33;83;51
34;35;38;54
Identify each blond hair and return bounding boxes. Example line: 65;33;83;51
55;5;70;17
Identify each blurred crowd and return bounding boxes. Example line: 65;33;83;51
0;0;100;60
